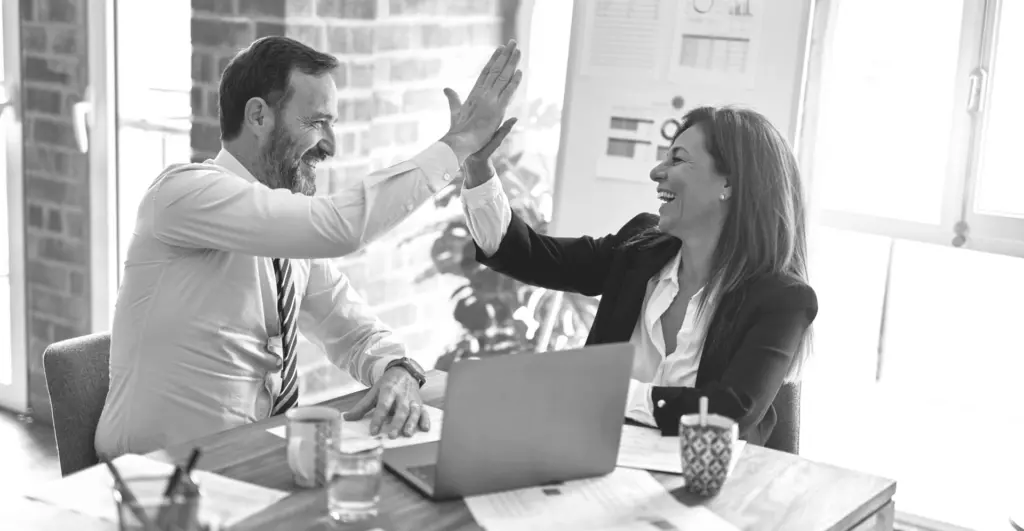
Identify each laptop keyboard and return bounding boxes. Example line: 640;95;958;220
407;464;437;486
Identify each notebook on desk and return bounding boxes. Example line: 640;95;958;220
384;342;636;500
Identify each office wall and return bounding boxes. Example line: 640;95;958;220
19;0;91;420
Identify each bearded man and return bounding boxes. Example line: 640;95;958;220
95;36;521;457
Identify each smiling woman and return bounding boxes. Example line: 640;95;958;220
459;105;815;453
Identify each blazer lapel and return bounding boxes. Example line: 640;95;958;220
591;235;680;344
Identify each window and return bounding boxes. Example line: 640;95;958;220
799;2;1024;529
801;0;1024;258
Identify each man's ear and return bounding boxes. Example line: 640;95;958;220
243;97;273;138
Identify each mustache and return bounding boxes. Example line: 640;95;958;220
302;145;330;164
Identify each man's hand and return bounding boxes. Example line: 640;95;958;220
440;39;523;164
343;366;429;438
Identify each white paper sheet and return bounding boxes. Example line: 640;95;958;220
670;0;765;86
595;102;678;183
579;0;666;79
23;453;288;527
617;424;746;475
464;467;738;531
267;404;444;449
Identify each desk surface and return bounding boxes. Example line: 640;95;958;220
15;371;896;530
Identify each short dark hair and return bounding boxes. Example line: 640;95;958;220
218;36;339;141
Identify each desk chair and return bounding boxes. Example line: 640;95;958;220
42;332;111;476
765;383;801;455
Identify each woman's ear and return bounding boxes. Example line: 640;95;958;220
720;183;732;201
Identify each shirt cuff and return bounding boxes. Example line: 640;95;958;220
460;172;503;207
412;142;460;194
625;379;658;427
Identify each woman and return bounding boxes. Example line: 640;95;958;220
459;106;816;452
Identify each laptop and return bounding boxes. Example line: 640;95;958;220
384;342;635;500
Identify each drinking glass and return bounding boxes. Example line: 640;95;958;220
325;433;384;522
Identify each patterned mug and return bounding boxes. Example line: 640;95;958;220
286;406;342;488
678;412;738;497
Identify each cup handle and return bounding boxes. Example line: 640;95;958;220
287;437;314;482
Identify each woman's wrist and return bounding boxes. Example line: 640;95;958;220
462;156;496;189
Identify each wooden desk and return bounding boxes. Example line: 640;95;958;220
16;371;896;530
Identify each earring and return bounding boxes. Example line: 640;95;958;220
719;192;727;201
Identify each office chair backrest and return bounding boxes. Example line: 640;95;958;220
42;332;111;476
765;382;801;454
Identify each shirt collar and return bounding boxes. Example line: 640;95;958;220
657;249;683;286
654;249;707;298
213;149;259;184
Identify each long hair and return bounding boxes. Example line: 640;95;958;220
647;106;812;382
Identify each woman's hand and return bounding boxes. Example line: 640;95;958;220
462;117;517;189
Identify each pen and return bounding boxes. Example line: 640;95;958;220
183;447;202;474
157;448;203;529
104;458;157;530
181;448;203;494
163;447;202;497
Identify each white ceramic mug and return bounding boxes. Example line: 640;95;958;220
285;406;342;488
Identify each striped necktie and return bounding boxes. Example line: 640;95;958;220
271;258;299;415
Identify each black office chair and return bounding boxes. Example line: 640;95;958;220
764;383;801;455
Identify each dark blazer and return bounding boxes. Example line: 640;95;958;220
475;212;818;451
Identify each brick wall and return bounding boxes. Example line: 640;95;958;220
19;0;92;420
190;0;515;402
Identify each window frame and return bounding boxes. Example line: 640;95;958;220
0;0;28;413
86;0;118;333
798;0;1024;258
961;0;1024;256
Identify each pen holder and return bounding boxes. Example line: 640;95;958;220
678;412;738;497
113;475;204;531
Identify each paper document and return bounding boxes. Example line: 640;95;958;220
465;467;738;531
267;404;444;449
580;0;666;79
618;424;746;475
670;0;765;86
23;453;288;527
594;94;687;183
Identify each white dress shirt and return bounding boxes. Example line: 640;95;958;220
461;176;706;426
95;143;459;457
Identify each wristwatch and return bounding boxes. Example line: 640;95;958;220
385;357;426;388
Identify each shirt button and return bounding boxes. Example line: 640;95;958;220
657;400;666;408
405;204;414;212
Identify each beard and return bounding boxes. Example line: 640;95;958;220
255;122;326;197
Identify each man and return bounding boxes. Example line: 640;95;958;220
95;36;522;457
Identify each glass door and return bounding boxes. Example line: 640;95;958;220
112;1;192;277
86;0;192;330
0;0;27;412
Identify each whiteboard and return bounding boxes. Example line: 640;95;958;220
551;0;814;238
